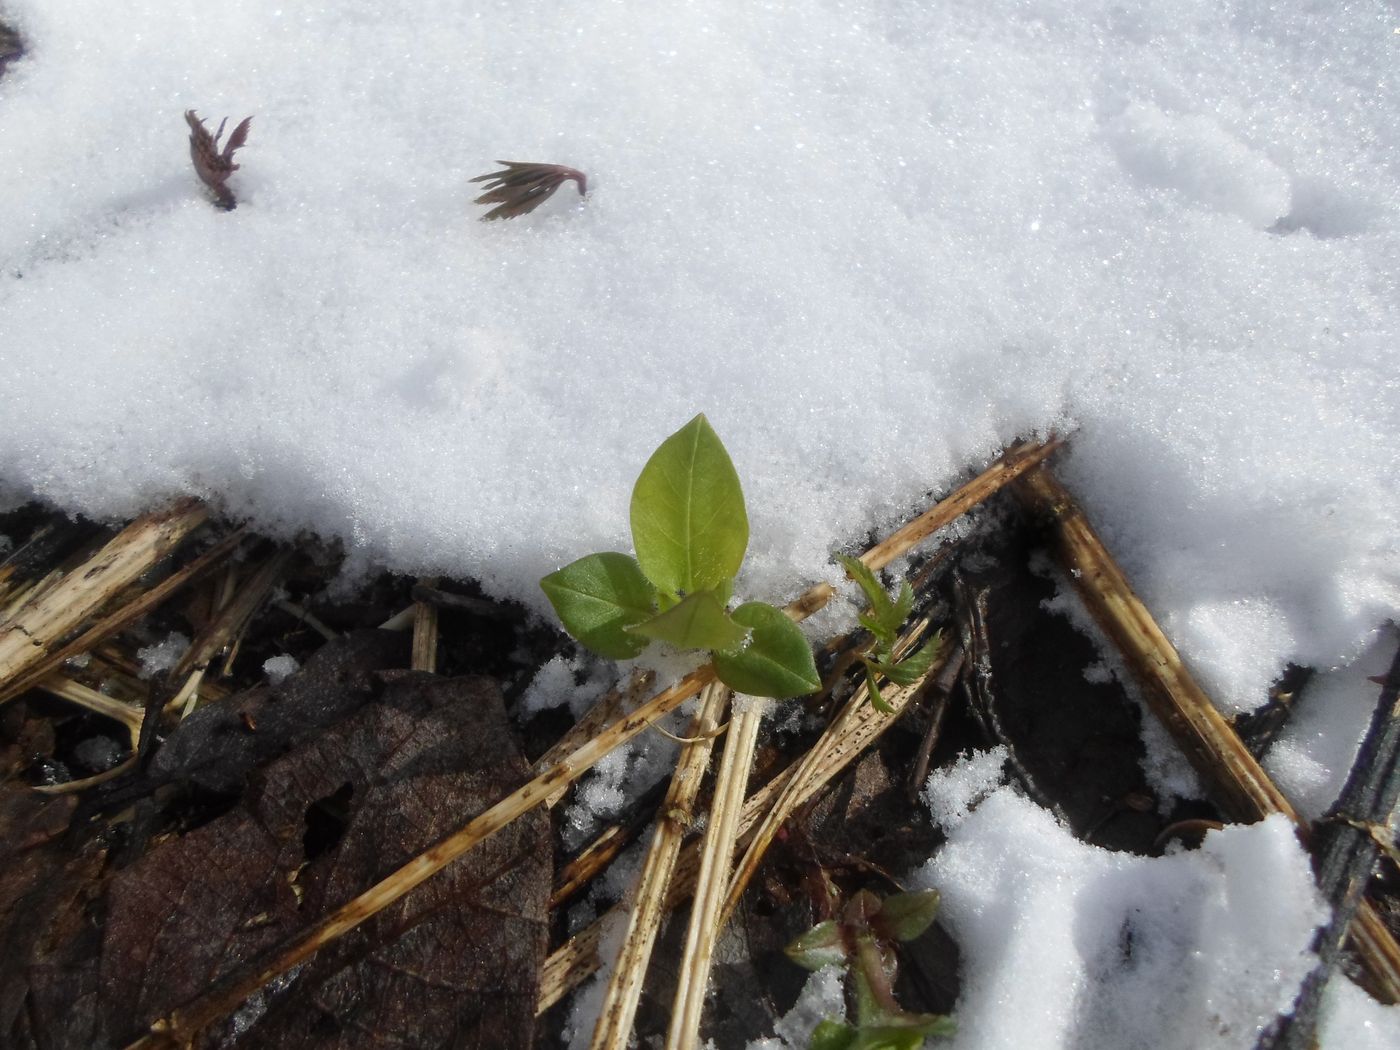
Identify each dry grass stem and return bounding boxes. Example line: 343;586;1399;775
0;527;245;704
411;576;440;672
536;670;656;808
471;161;587;220
0;498;207;697
590;681;731;1050
665;699;765;1050
39;673;143;742
1016;465;1400;1003
270;597;338;642
721;618;941;923
537;661;938;1013
162;549;291;717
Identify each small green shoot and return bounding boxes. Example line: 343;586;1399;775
541;415;820;699
837;555;941;713
787;889;954;1050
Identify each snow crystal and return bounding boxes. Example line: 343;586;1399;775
746;965;848;1050
135;632;189;678
1319;976;1400;1050
261;653;298;684
914;781;1331;1050
923;746;1009;830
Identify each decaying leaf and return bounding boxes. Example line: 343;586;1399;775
470;161;587;220
99;673;550;1049
186;110;253;211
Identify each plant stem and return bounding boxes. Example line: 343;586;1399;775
665;696;765;1050
590;681;731;1050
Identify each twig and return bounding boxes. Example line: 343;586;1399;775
411;576;440;673
0;498;207;696
270;597;338;642
123;436;1060;1047
590;681;731;1050
1016;465;1400;1003
409;582;511;619
665;697;765;1050
907;643;964;799
1258;639;1400;1049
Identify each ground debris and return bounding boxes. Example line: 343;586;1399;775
4;669;548;1050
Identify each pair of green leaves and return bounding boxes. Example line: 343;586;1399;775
838;555;940;714
788;889;955;1050
540;415;820;699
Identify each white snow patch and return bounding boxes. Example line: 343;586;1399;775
913;787;1332;1050
1319;976;1400;1050
923;746;1009;830
746;965;848;1050
135;632;189;678
261;653;298;684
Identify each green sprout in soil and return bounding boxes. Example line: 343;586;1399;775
838;555;941;714
787;888;955;1050
540;413;820;699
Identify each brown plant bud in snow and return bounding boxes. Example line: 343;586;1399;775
469;161;587;221
185;110;253;211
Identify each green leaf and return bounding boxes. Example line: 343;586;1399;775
627;589;748;652
865;663;895;715
630;414;749;595
839;554;898;638
892;580;914;628
857;610;896;653
811;1020;859;1050
540;553;658;659
849;1019;956;1050
714;601;821;698
875;633;945;687
810;1020;858;1050
870;890;941;944
785;920;847;971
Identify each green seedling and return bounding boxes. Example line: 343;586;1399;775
837;555;941;714
541;414;820;699
787;888;955;1050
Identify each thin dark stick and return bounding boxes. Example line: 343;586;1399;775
907;644;965;800
1257;637;1400;1050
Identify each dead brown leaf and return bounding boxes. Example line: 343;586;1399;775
186;110;253;211
100;673;550;1049
470;161;587;221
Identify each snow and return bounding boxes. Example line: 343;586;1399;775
135;631;189;677
919;757;1328;1050
261;652;298;684
3;1;1399;1046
